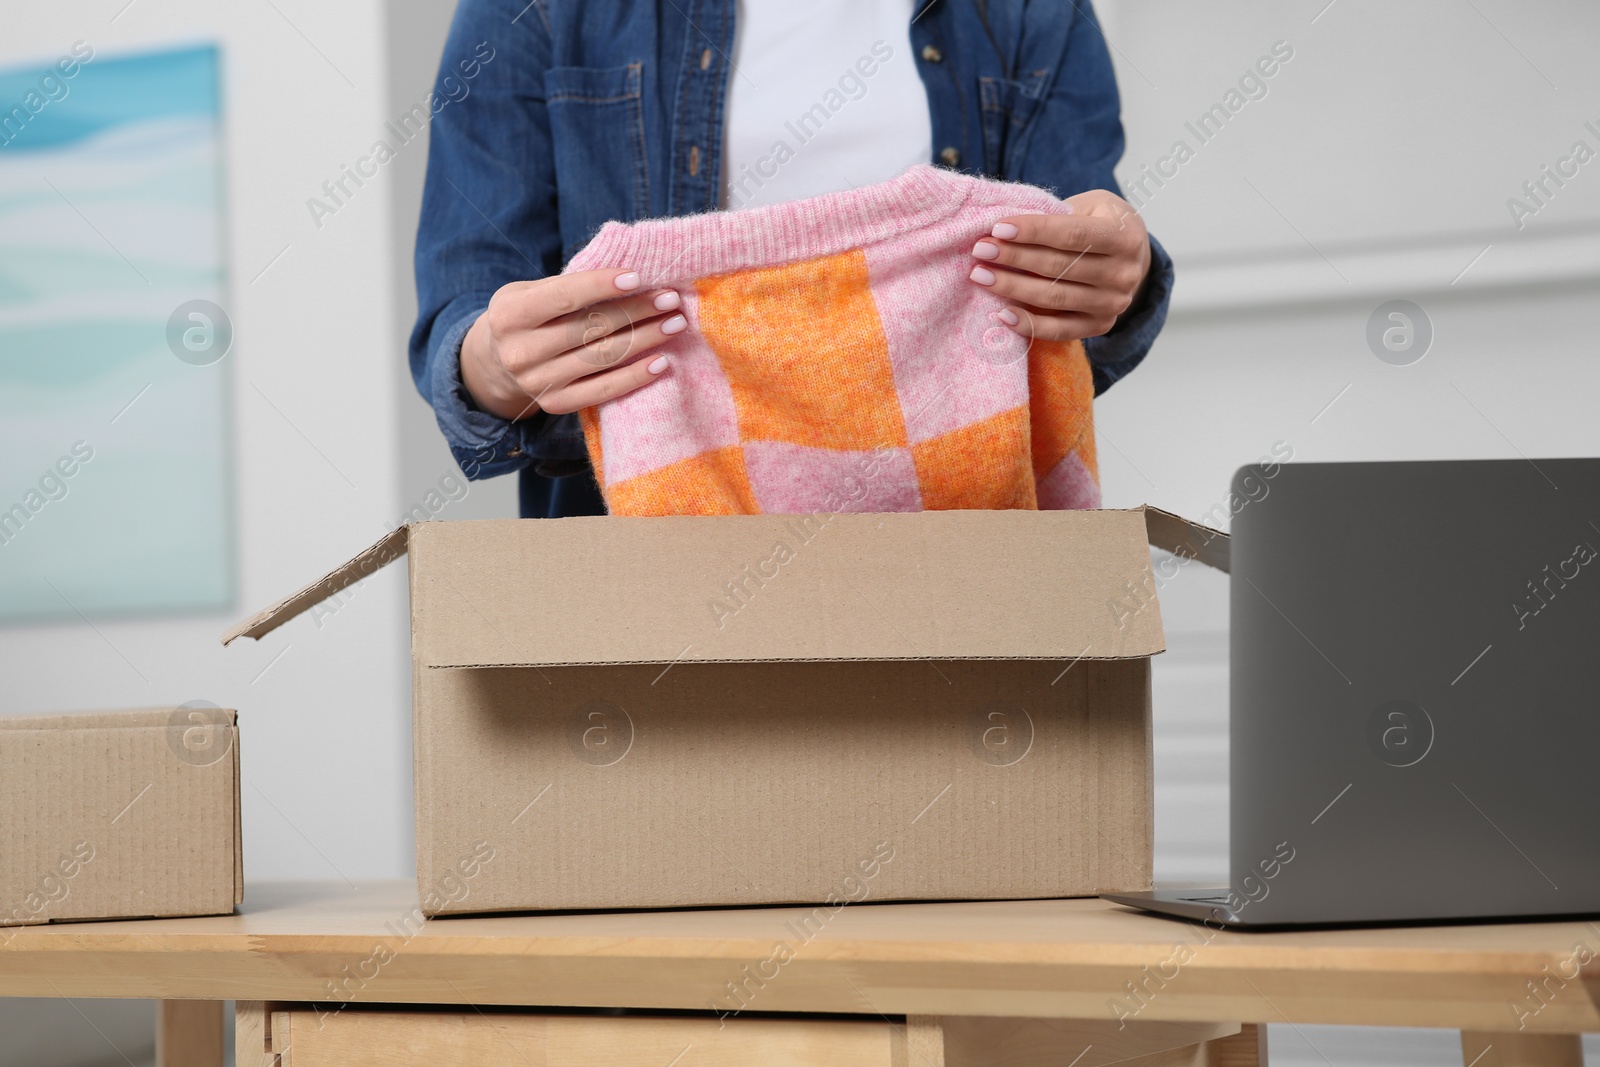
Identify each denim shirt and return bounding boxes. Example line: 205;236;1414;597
411;0;1174;515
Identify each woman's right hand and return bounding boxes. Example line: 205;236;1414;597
460;268;686;420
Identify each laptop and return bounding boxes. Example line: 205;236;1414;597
1102;458;1600;928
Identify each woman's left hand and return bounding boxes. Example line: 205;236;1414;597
968;188;1152;342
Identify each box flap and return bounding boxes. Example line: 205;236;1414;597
1143;505;1229;573
221;525;409;645
407;510;1166;667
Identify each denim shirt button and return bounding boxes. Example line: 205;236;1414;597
920;44;944;63
506;448;524;458
700;48;712;70
939;146;960;166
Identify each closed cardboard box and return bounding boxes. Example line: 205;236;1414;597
228;509;1224;914
0;707;242;931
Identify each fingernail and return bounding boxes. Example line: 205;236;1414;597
661;314;687;335
653;290;681;311
648;355;670;374
972;241;999;260
969;265;996;286
615;271;640;291
991;222;1019;240
998;308;1019;326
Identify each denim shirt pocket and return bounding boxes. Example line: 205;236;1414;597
978;69;1051;176
544;63;650;263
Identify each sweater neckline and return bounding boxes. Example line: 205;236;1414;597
570;164;978;284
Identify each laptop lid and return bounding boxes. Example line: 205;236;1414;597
1226;458;1600;925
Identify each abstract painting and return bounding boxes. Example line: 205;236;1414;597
0;43;233;623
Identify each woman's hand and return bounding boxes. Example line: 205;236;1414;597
460;268;686;420
968;189;1152;342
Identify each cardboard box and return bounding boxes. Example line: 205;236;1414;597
226;509;1225;915
0;707;242;931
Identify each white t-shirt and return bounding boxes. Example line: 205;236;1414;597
722;0;934;210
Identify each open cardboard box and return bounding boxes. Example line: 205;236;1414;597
226;508;1225;915
0;707;242;931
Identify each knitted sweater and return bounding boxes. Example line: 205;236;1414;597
568;164;1099;516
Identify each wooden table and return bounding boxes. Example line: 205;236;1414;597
2;881;1596;1066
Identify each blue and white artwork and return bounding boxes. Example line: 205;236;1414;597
0;43;234;623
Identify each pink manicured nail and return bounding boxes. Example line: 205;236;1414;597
969;265;996;286
614;271;641;291
991;222;1019;239
647;355;669;374
972;241;999;260
661;314;687;335
653;290;681;311
998;308;1019;326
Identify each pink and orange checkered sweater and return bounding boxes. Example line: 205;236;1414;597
568;164;1099;516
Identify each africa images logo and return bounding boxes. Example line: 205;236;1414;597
166;700;234;768
567;699;634;767
1365;699;1434;768
971;703;1034;767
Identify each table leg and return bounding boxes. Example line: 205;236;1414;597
1203;1024;1266;1067
156;1000;224;1067
235;1002;267;1067
1461;1031;1583;1067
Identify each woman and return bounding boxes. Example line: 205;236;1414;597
411;0;1172;518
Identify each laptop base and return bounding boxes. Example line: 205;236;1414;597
1100;889;1600;931
1099;888;1250;928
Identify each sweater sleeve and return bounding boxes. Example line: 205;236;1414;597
1016;0;1175;396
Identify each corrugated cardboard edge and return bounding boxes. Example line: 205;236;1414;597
1137;657;1156;887
1142;505;1229;573
232;715;244;905
412;659;434;918
221;525;410;645
422;653;1150;668
0;707;238;730
0;709;185;730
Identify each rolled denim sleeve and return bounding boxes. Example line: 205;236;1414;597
1019;0;1174;396
425;296;538;480
408;0;577;481
1085;232;1173;395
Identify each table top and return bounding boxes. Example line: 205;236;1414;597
3;881;1597;1032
